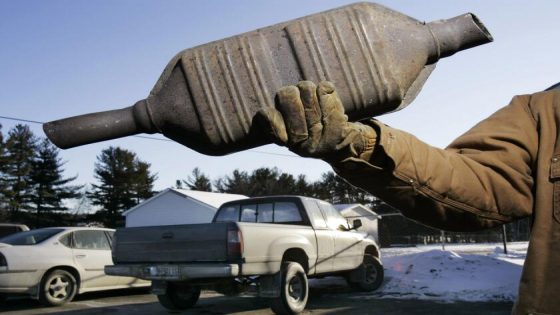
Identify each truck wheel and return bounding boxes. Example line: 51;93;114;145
270;261;308;314
347;254;384;292
157;282;201;311
39;269;78;306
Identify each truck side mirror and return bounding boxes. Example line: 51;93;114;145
352;219;362;230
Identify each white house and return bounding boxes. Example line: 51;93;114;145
123;188;248;227
334;204;381;244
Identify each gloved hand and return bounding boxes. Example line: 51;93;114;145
256;81;377;164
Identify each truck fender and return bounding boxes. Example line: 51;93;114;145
269;236;314;271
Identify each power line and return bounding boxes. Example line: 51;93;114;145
0;115;43;125
0;114;302;159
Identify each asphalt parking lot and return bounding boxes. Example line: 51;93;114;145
1;286;514;315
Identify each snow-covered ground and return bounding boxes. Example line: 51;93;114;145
310;242;528;302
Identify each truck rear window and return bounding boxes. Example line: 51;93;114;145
215;201;303;224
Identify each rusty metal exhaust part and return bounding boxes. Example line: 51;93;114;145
43;2;492;155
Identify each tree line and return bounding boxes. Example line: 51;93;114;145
0;124;157;227
178;167;374;206
0;123;376;228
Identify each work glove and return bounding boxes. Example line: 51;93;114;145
256;81;377;164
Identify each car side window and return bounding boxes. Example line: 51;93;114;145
105;231;114;248
74;230;111;250
59;232;73;248
274;202;302;223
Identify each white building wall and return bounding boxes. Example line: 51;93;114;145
125;193;217;227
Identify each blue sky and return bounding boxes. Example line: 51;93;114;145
1;1;560;191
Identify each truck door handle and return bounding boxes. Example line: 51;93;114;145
75;254;87;259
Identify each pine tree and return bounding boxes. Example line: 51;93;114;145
294;174;312;196
131;160;157;203
215;169;251;195
28;139;82;214
3;124;37;212
178;167;212;191
87;146;156;227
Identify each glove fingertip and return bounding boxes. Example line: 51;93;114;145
317;81;335;95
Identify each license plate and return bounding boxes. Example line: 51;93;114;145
144;265;180;277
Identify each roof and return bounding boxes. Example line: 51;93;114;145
334;203;380;219
123;188;248;216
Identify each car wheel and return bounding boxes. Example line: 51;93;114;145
270;261;309;314
157;282;201;311
39;269;78;306
347;254;384;291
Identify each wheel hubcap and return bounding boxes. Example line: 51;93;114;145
288;275;304;302
365;263;378;284
48;276;70;300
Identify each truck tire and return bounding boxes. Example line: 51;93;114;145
270;261;308;314
39;269;78;306
157;282;201;311
347;254;384;291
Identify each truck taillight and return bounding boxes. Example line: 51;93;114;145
227;228;243;260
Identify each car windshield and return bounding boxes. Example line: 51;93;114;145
0;228;64;245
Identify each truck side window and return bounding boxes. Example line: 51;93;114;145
215;205;240;222
257;203;273;223
307;201;328;229
241;204;257;222
274;202;302;223
318;201;349;231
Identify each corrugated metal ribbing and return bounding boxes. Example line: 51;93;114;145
182;33;278;145
286;7;398;113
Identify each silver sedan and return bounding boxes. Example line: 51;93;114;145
0;227;149;306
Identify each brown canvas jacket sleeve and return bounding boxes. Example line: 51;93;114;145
334;95;538;231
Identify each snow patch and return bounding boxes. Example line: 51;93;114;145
310;242;527;302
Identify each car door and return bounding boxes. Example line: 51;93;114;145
72;230;115;289
317;202;364;271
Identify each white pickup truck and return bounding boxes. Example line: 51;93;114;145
105;196;383;314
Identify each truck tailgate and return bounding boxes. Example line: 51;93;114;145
113;222;235;263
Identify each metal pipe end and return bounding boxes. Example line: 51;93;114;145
43;100;156;149
428;13;493;60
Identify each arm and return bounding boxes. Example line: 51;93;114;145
336;95;538;231
258;81;538;232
